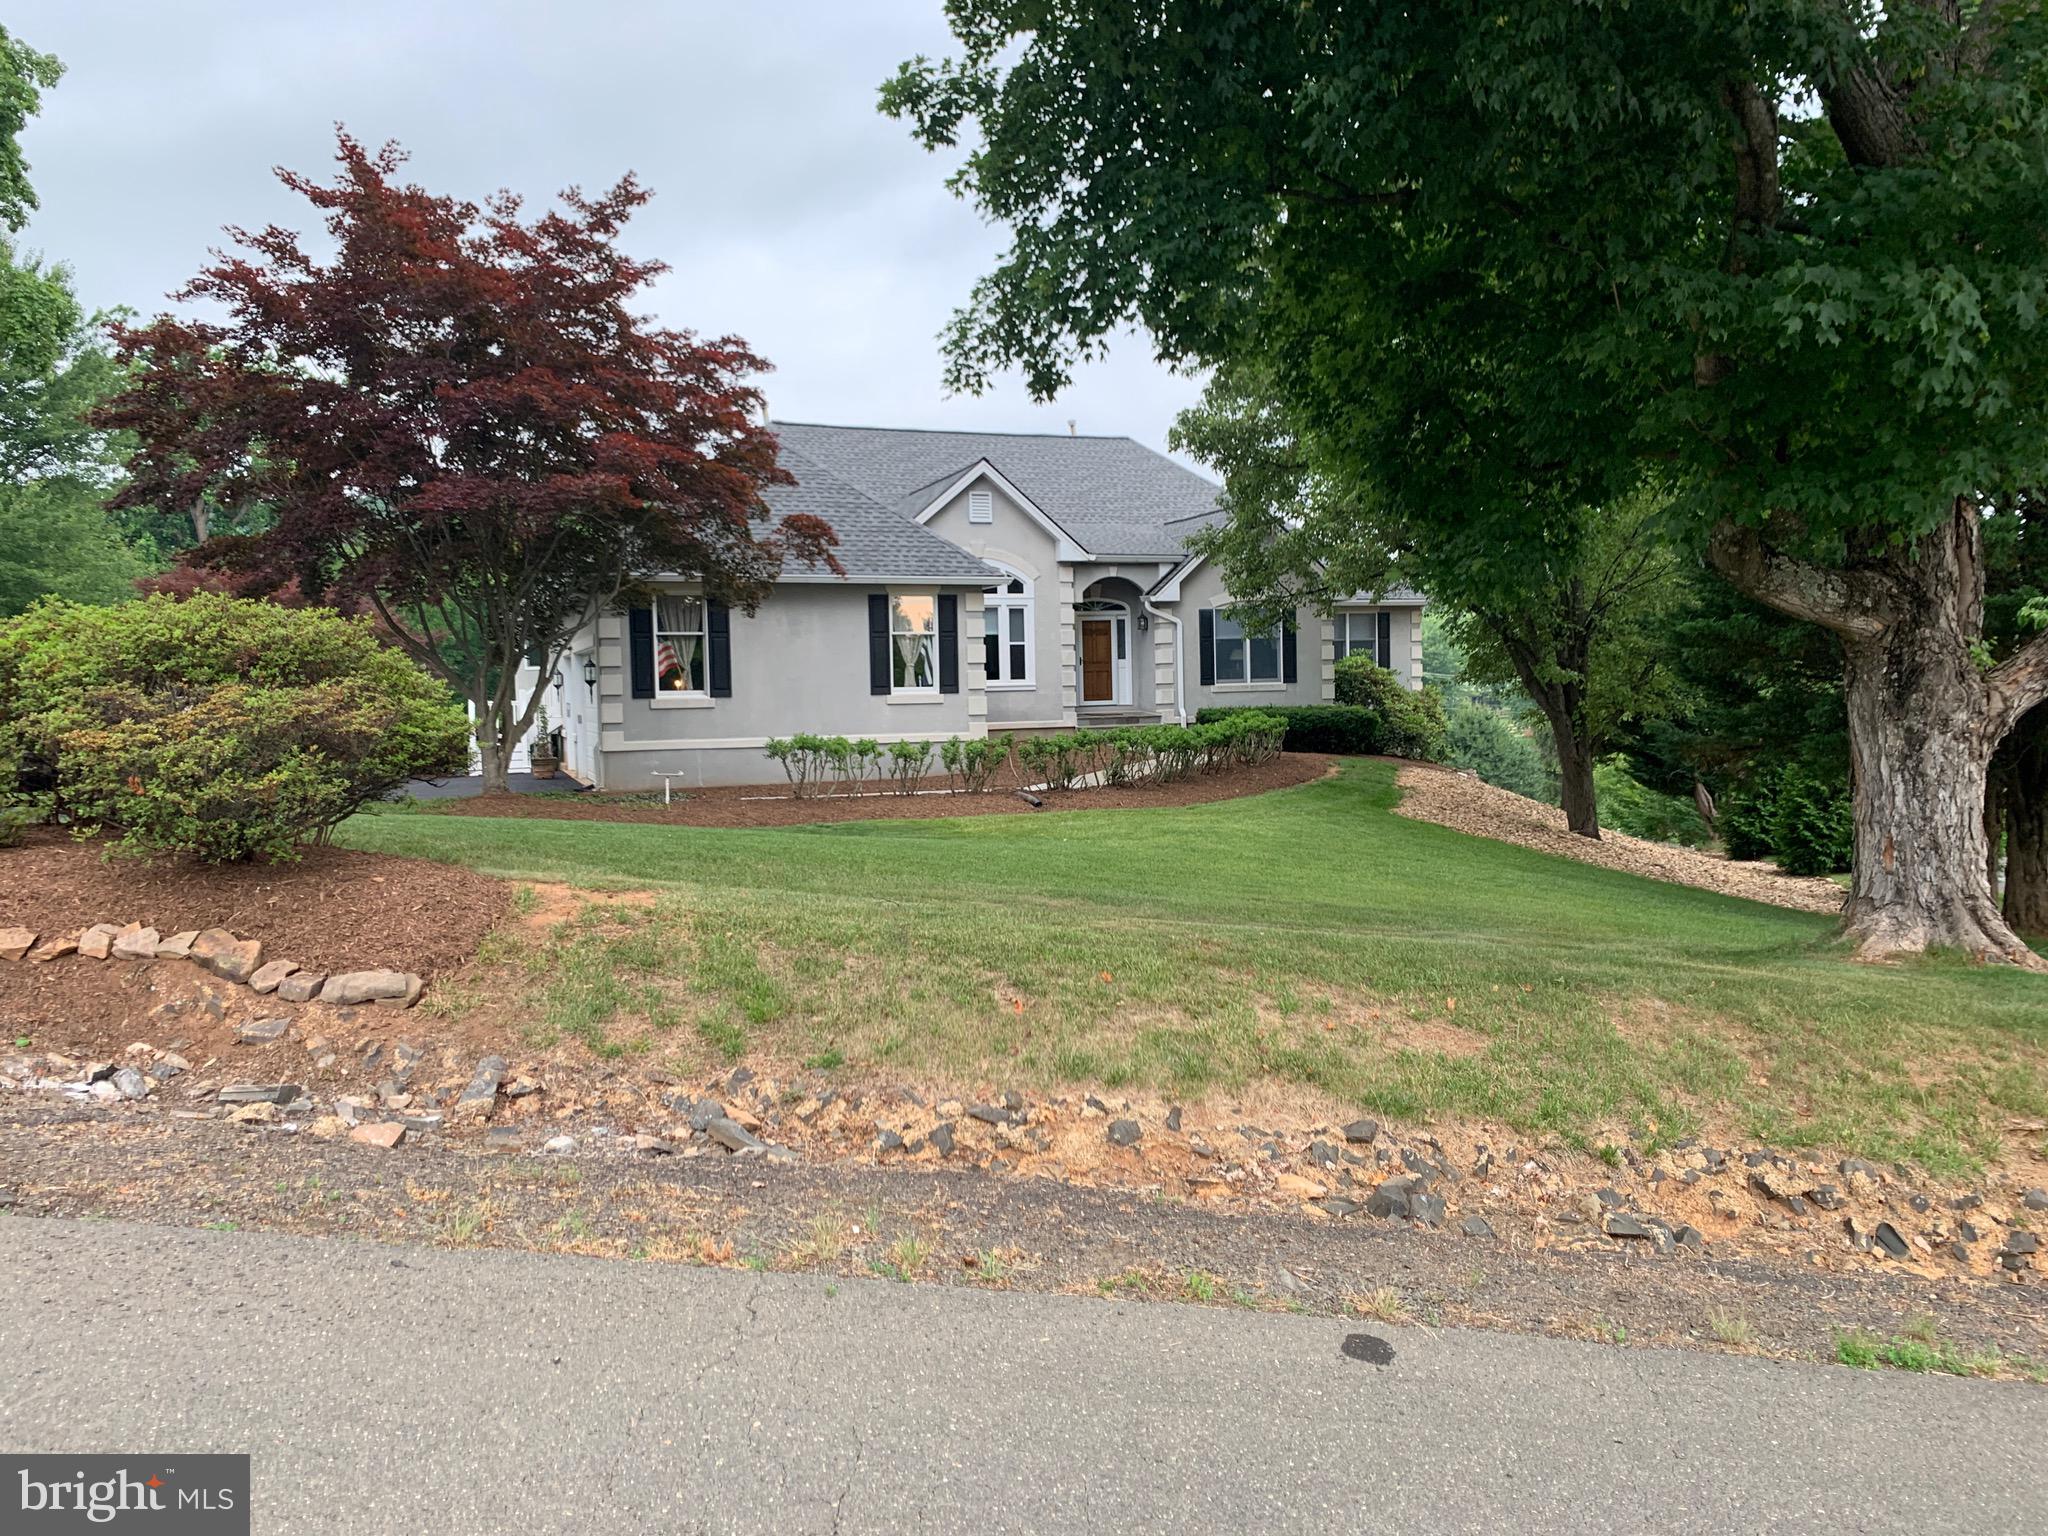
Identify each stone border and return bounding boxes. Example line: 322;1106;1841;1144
0;921;424;1008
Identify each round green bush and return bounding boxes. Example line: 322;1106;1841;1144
0;593;471;862
1333;655;1447;760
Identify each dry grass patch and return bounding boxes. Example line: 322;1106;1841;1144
1349;1286;1414;1324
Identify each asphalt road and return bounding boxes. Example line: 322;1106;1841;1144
1;1219;2038;1534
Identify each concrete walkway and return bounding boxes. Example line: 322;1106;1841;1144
400;771;590;799
1;1218;2038;1534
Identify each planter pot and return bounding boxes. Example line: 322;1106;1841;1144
529;754;559;780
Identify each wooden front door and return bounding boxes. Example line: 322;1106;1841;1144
1080;619;1115;702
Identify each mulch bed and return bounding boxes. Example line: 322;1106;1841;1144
1392;763;1849;915
419;751;1336;828
0;828;509;978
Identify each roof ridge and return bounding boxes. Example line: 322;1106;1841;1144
773;419;1137;443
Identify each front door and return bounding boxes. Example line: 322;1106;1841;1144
1081;619;1115;702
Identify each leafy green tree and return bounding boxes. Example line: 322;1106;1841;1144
0;240;156;615
886;1;2048;963
0;25;58;235
1171;365;1678;835
0;480;150;615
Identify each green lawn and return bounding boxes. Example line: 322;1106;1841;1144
339;761;2048;1174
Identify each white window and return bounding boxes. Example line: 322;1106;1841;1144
981;567;1034;687
968;488;994;524
1214;611;1282;683
890;593;940;691
1334;610;1393;667
655;595;707;694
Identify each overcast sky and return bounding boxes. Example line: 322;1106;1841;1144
11;1;1205;458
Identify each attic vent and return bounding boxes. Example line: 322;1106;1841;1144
968;488;993;524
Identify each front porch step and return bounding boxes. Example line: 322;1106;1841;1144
1073;710;1163;728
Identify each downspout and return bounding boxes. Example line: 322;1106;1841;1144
1140;593;1187;725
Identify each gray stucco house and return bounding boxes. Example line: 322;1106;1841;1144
547;422;1424;789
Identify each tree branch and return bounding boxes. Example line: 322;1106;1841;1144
1705;520;1891;639
1989;626;2048;737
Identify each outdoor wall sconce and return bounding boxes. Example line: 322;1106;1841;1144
1137;613;1149;632
582;658;599;690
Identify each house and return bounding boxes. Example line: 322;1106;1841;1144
547;422;1424;789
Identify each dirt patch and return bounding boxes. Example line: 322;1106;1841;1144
0;828;509;1015
517;882;658;932
1392;764;1847;915
416;752;1335;828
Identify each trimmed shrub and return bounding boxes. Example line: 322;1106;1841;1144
941;734;1007;793
1197;703;1383;755
0;594;471;863
1443;700;1555;801
1764;763;1854;876
1719;762;1854;874
1333;656;1447;760
887;739;934;793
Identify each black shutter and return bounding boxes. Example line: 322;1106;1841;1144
1377;610;1393;669
1198;609;1215;686
938;593;960;694
707;598;732;697
868;593;891;694
1282;620;1298;684
628;606;655;699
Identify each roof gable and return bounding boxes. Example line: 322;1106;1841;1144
909;460;1091;561
771;421;1223;559
762;446;998;584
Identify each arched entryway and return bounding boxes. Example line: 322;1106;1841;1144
1075;577;1147;709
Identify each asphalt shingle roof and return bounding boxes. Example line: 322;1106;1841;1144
772;421;1224;560
763;445;1001;584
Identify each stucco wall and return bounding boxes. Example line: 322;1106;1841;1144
922;476;1068;728
1173;559;1335;715
592;583;985;788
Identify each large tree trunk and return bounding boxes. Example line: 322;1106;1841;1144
1714;507;2043;965
2004;707;2048;937
1837;615;2016;960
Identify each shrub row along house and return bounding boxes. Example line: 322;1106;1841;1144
548;423;1424;788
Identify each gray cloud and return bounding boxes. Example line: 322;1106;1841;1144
13;1;1204;456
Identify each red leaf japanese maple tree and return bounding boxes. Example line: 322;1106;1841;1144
98;132;836;790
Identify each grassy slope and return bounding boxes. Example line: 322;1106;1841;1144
339;762;2047;1173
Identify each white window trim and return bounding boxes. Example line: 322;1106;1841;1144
654;593;710;700
1333;609;1393;668
981;562;1037;692
1211;611;1285;685
889;589;942;696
